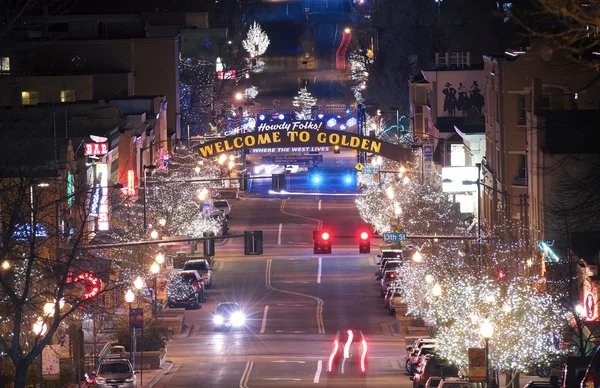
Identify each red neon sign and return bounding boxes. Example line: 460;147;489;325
127;170;136;196
74;272;102;300
84;142;109;156
586;293;596;320
217;70;237;80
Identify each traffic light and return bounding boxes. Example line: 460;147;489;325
244;230;263;255
203;232;215;256
359;231;370;253
271;173;286;191
333;145;340;154
313;230;332;254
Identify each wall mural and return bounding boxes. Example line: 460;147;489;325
442;80;485;117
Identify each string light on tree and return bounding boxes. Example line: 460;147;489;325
242;21;270;57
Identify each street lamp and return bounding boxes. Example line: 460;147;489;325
386;187;395;200
155;253;165;265
33;317;48;388
394;205;402;216
432;282;442;297
158;218;167;227
425;274;434;284
235;92;243;101
150;262;160;315
133;276;145;291
1;260;10;270
150;229;159;240
124;290;135;366
480;319;494;388
198;188;209;201
143;165;157;231
344;28;351;34
413;251;423;263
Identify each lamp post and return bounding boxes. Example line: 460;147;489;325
143;165;157;231
125;290;135;367
480;319;494;388
32;318;47;388
150;261;160;315
412;250;423;263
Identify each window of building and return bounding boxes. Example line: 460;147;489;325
60;90;77;102
0;57;9;73
69;55;87;70
514;154;527;186
21;91;40;105
518;94;526;125
540;93;551;110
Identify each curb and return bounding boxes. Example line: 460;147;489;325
185;324;195;338
145;361;174;388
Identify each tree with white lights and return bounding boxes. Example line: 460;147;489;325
242;21;270;57
244;86;259;100
292;87;318;119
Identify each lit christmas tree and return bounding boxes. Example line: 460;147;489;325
292;87;318;119
242;21;270;57
244;86;259;100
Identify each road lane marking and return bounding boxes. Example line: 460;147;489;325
265;259;325;334
260;305;269;334
317;257;322;284
276;330;306;333
262;378;302;381
278;223;282;245
239;360;253;388
280;200;323;230
318;200;321;210
280;281;309;283
314;360;323;383
275;304;307;307
271;360;306;363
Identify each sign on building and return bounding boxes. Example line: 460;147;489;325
84;142;108;156
95;164;110;231
467;348;486;383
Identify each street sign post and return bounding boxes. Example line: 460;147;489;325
382;232;407;242
362;167;378;174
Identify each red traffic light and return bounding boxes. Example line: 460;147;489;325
321;232;330;241
360;232;369;240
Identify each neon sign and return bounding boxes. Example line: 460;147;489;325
95;164;109;231
586;293;596;320
127;170;136;196
74;272;102;300
84;142;109;156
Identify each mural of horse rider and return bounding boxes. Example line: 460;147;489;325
457;82;470;116
469;80;485;115
443;82;458;116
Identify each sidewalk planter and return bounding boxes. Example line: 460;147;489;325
128;347;168;370
156;315;184;335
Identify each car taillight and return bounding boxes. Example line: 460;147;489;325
328;340;339;372
583;377;594;387
344;330;353;359
360;339;367;372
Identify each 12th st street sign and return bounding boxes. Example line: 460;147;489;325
382;232;407;242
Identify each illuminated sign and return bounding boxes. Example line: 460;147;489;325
74;272;102;300
95;164;109;231
441;167;479;193
198;129;412;162
217;70;236;80
256;120;324;132
13;224;48;241
84;142;109;156
586;293;596;320
89;178;102;217
127;169;136;196
67;171;74;207
249;146;330;153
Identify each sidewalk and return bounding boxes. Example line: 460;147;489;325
138;361;174;388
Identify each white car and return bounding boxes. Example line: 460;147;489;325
437;377;471;387
213;200;232;219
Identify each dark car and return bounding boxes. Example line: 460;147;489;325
167;270;205;309
327;330;368;387
212;302;246;331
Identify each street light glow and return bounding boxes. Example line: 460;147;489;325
344;28;351;34
1;261;10;270
198;188;209;201
158;218;167;226
150;262;160;274
235;92;243;100
386;187;394;200
125;289;135;303
150;229;159;239
432;282;442;297
413;251;423;262
155;253;165;265
479;319;494;339
33;319;47;336
134;276;145;290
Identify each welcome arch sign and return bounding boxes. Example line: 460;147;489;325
198;121;412;162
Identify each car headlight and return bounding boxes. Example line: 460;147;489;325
231;311;245;326
213;315;224;325
125;377;134;382
96;377;106;383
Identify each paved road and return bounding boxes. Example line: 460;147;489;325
155;197;413;387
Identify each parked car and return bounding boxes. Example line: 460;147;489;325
105;345;126;359
381;260;402;278
182;258;213;288
213;302;245;331
213;200;232;219
94;359;136;388
407;343;437;374
376;250;403;275
380;270;398;297
437;377;471;387
327;329;368;386
386;287;404;315
167;270;205;309
425;376;443;388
